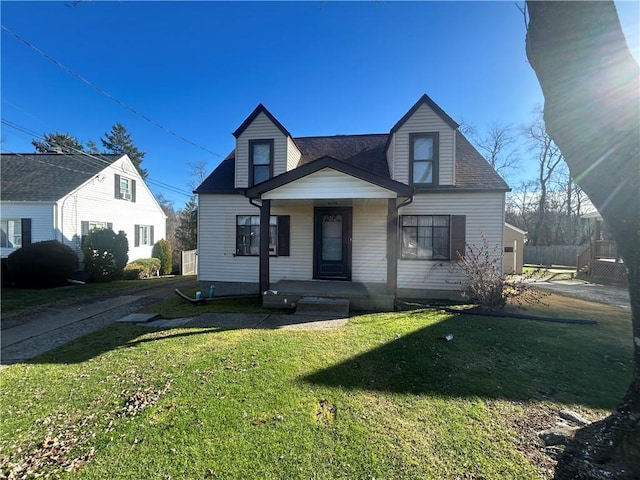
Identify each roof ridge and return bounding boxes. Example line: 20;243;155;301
294;133;388;140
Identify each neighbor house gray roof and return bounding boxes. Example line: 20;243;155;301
1;153;122;202
195;131;509;194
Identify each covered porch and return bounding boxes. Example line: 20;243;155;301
244;156;414;309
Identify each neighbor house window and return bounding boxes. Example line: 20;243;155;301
410;133;439;186
114;174;136;201
81;221;113;244
401;215;450;260
236;215;290;256
134;224;154;247
249;139;273;186
1;219;22;248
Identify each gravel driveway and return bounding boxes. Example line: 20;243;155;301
529;278;630;310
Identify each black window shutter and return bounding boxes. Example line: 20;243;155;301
131;180;137;203
21;218;32;246
277;216;290;256
114;174;121;198
107;222;113;230
134;225;140;247
81;221;89;235
450;215;466;260
150;225;154;245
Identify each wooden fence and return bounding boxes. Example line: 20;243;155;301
523;245;582;267
181;249;198;276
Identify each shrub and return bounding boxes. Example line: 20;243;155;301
152;239;172;275
124;258;161;280
6;240;79;289
457;234;545;309
82;229;128;283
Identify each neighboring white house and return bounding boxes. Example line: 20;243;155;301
1;153;166;262
195;95;510;304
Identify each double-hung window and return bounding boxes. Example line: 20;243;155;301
410;133;439;186
114;174;136;201
134;224;154;247
401;215;450;260
236;215;290;256
249;140;273;186
1;219;22;248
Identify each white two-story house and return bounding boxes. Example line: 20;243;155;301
195;94;510;308
1;153;166;262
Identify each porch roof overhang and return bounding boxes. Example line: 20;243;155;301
244;156;414;200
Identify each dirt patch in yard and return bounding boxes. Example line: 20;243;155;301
505;291;631;326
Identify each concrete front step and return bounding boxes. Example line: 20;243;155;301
295;297;350;317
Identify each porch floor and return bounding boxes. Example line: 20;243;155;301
264;280;395;312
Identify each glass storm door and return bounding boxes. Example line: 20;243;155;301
314;207;352;280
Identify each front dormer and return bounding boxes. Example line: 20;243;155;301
232;104;301;189
386;94;459;188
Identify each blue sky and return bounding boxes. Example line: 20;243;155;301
2;1;638;208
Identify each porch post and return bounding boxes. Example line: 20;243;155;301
259;199;271;299
387;198;398;297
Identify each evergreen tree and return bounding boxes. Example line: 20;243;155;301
32;132;84;154
100;123;148;179
175;196;198;251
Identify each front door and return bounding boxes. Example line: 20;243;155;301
314;207;352;280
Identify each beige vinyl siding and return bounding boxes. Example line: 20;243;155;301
390;103;455;186
59;156;166;261
198;196;391;285
0;202;54;257
235;112;288;188
197;195;314;283
352;199;387;283
397;191;505;291
263;168;396;200
269;203;313;282
286;137;302;171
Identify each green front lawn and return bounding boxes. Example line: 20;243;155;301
1;296;633;479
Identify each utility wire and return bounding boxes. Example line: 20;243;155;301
1;118;193;197
1;24;224;159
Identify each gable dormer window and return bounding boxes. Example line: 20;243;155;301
410;133;439;186
250;139;273;186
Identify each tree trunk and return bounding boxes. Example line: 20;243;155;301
526;1;640;478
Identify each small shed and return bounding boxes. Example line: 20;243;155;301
503;223;527;274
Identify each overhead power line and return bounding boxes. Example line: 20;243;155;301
1;118;193;198
1;23;224;159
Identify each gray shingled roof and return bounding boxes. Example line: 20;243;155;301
1;153;122;201
196;131;509;193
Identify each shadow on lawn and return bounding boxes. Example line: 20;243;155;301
303;311;632;409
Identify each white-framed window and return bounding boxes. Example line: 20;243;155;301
135;224;154;247
115;174;136;201
120;177;132;200
1;219;22;248
89;221;108;231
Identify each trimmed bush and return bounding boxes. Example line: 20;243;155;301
82;229;128;283
6;240;79;289
152;239;172;275
124;258;161;280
